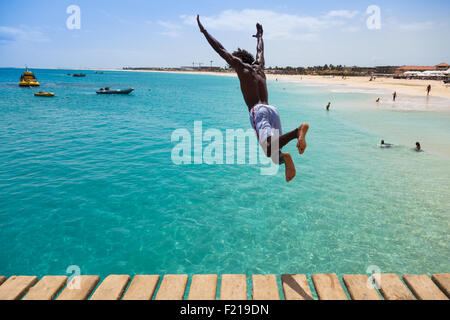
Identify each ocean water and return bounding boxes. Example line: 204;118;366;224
0;68;449;282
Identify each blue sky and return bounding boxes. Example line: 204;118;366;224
0;0;449;68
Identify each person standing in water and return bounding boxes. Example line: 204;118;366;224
197;15;309;182
326;102;331;111
415;142;421;151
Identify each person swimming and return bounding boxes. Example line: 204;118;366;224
197;15;309;182
380;140;393;147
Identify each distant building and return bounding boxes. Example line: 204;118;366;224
435;62;450;71
396;66;436;74
180;66;195;71
180;66;223;72
375;66;399;75
395;62;449;74
350;66;376;74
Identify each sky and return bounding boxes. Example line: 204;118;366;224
0;0;449;68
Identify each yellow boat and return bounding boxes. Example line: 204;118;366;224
19;68;40;87
34;92;54;97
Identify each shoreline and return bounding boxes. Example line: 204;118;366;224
107;69;450;100
8;66;450;102
271;74;450;100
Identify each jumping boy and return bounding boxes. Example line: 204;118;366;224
197;15;309;182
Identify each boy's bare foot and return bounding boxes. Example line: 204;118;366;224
296;123;309;155
283;153;296;182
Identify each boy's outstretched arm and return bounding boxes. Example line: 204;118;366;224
197;15;244;69
253;23;265;67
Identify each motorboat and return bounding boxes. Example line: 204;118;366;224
19;68;40;87
34;92;55;97
96;87;134;95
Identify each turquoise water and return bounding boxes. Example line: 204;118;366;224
0;68;449;280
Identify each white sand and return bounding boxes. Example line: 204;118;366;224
112;69;450;100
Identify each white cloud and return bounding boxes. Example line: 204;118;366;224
341;26;360;33
182;9;360;40
100;10;133;25
157;21;182;38
399;22;435;31
325;10;359;19
0;26;50;44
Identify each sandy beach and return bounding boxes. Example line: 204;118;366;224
109;69;450;100
269;74;450;99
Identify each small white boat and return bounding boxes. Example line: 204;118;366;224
96;87;134;95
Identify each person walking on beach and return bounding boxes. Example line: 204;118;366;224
393;91;397;101
427;85;431;96
197;15;309;182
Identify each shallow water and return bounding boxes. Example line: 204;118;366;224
0;69;449;280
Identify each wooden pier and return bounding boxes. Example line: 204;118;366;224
0;273;448;300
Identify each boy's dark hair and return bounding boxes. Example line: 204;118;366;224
232;48;255;65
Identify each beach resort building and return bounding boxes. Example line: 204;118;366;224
374;66;399;75
395;62;449;74
436;62;450;71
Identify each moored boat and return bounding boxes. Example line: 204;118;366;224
34;92;55;97
96;87;134;95
73;73;86;77
19;68;40;87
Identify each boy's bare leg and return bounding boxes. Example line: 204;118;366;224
283;152;296;182
296;123;309;155
270;123;310;156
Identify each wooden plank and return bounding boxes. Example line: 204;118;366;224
378;274;415;300
0;276;5;286
403;274;448;300
220;274;247;300
90;275;131;300
154;275;188;300
281;274;314;300
188;274;218;300
311;274;348;300
0;276;38;300
252;275;280;300
122;275;160;300
342;275;381;300
432;274;450;298
22;276;68;300
56;275;100;300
